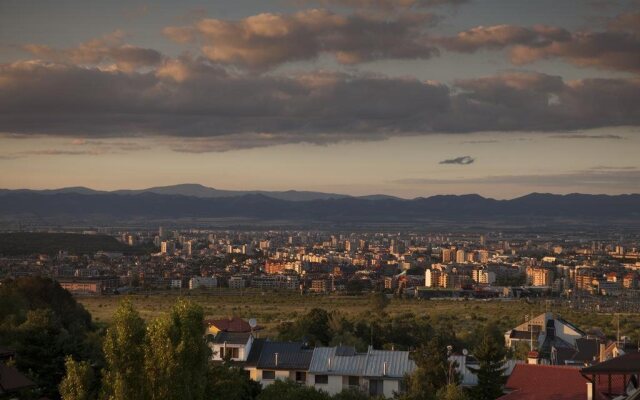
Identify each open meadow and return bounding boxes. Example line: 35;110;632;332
78;290;640;342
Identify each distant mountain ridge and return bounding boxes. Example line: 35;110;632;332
0;188;638;224
2;184;361;202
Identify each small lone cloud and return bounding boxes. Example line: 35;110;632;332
439;156;475;165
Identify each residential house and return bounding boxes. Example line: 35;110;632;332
498;364;594;400
245;340;313;386
209;332;253;362
307;346;415;398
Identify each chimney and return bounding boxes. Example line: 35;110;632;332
599;343;606;362
383;361;388;376
328;357;332;371
586;382;593;400
527;351;539;365
274;353;278;367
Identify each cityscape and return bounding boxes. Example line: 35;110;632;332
1;0;640;400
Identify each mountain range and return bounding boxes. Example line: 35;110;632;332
0;185;639;226
0;184;369;202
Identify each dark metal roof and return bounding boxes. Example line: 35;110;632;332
572;338;600;363
510;330;537;340
255;341;312;370
582;352;640;374
212;331;252;345
0;363;36;394
245;338;266;366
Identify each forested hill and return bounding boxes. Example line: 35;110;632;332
0;232;149;256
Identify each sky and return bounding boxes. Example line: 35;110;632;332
0;0;639;199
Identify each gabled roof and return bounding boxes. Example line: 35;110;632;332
205;317;253;333
0;363;36;394
212;331;252;345
308;346;415;379
582;352;640;374
498;364;595;400
255;341;312;370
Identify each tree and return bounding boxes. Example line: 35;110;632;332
102;299;146;400
468;324;507;400
59;356;95;400
436;384;468;400
0;277;97;397
332;388;379;400
144;298;210;400
257;379;330;400
278;308;332;345
208;364;262;400
399;332;455;400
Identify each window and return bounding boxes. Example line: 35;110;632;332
295;371;307;383
262;370;276;380
315;374;329;384
369;379;384;396
348;376;359;387
221;347;240;359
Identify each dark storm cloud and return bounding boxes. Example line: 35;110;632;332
1;58;640;151
163;10;438;70
439;156;475;165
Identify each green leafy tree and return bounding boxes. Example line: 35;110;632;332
208;364;262;400
257;379;330;400
436;384;468;400
144;315;178;400
102;299;146;400
278;308;332;345
332;388;379;400
59;356;95;400
144;299;210;400
468;324;507;400
0;277;97;397
399;333;455;400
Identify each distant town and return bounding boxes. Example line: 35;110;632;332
2;228;639;308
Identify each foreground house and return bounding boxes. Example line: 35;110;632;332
582;352;640;399
245;340;313;386
209;331;254;362
307;346;416;398
498;364;594;400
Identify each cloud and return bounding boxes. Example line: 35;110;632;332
549;133;625;140
23;31;163;72
163;10;438;70
439;156;475;165
441;16;640;74
306;0;469;10
0;139;149;159
438;24;571;53
393;168;640;190
1;60;640;151
608;11;640;34
461;139;498;144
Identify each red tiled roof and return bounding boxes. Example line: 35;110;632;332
205;317;253;333
498;364;597;400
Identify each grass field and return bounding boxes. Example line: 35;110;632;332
77;290;640;342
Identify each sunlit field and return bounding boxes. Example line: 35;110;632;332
78;290;640;341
